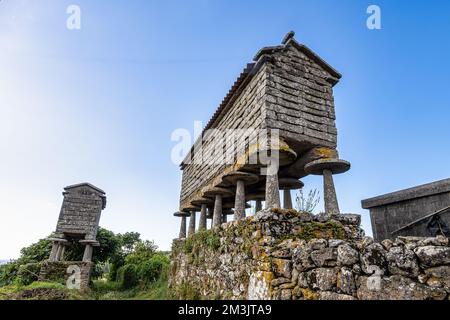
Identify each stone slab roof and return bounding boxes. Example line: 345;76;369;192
361;178;450;209
64;182;106;195
254;37;342;82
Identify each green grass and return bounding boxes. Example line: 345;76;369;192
0;281;85;300
0;276;172;300
89;277;171;300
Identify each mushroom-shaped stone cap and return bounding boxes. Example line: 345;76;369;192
248;139;297;167
279;178;304;190
173;211;190;217
190;197;213;206
79;240;100;246
222;171;259;186
304;158;351;175
203;187;233;199
181;205;200;213
246;193;265;201
47;237;68;243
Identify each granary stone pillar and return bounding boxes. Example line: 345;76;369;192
199;204;207;230
48;238;67;262
283;190;292;210
56;243;66;261
188;211;196;236
305;158;350;216
82;245;93;262
174;211;189;238
261;139;297;210
246;193;265;215
279;178;304;210
323;169;340;214
190;198;213;231
213;195;223;227
203;187;233;227
49;243;59;262
223;172;259;221
80;240;99;262
265;173;280;209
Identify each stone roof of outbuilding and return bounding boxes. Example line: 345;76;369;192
361;178;450;209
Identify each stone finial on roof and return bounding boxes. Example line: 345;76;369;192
282;31;295;44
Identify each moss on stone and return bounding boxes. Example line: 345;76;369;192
294;221;346;241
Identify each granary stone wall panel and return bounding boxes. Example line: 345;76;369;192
179;65;269;207
56;187;104;239
170;209;450;300
264;45;338;150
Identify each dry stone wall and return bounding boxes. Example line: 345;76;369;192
170;209;450;300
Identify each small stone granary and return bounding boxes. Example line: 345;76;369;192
362;178;450;242
39;183;106;289
173;31;351;234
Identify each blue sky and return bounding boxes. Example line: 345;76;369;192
1;1;449;258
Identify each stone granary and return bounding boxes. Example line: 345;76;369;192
47;183;107;262
174;32;351;237
39;183;106;290
362;178;450;242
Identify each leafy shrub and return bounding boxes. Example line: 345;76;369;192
0;263;19;287
15;263;41;286
138;253;169;284
117;264;139;290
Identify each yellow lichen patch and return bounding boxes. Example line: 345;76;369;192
261;271;275;284
301;288;319;300
259;261;272;272
314;147;338;159
272;258;290;276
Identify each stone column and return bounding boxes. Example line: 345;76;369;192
234;180;246;220
180;215;187;238
213;195;223;227
82;244;93;262
188;211;196;236
60;245;66;261
279;178;304;210
223;172;258;221
304;158;351;216
283;190;292;209
265;172;280;209
199;204;207;231
323;169;340;214
56;244;66;261
174;211;188;239
203;187;233;227
49;243;59;262
48;238;67;262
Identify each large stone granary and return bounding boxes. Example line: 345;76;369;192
174;32;351;236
